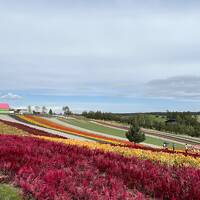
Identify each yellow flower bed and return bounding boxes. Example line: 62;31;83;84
37;136;200;168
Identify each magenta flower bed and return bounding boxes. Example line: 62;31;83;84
0;135;200;200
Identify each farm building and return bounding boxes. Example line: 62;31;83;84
0;103;10;114
14;108;29;115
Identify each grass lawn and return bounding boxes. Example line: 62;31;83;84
0;184;22;200
59;118;183;148
145;136;183;149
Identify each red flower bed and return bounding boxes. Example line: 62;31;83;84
0;119;66;139
1;135;200;200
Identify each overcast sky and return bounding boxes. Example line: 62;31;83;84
1;0;200;113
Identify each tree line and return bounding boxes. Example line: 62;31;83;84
82;111;123;121
27;105;72;116
130;111;200;137
82;111;200;137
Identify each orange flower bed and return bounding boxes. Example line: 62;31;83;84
20;115;133;146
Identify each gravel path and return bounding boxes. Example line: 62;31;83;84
0;115;94;142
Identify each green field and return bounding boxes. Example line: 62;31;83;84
0;110;9;114
144;136;183;149
61;118;126;137
0;184;22;200
58;118;183;148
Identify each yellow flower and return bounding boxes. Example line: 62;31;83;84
36;136;200;168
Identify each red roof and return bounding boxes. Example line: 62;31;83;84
0;103;10;110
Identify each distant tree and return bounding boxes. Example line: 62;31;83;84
82;111;88;117
35;106;40;113
126;126;145;143
42;106;47;114
27;105;32;113
49;109;53;115
62;106;71;116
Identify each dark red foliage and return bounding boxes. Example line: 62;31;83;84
0;135;200;200
0;119;66;139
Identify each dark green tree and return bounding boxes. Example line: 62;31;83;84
126;126;145;143
49;109;53;115
62;106;71;116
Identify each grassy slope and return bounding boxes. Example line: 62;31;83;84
59;118;183;148
66;118;126;136
0;184;23;200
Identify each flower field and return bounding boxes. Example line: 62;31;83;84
17;115;133;145
1;135;200;200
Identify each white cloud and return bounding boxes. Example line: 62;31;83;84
0;93;22;100
0;3;200;95
145;76;200;100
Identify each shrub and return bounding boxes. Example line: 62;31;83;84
126;126;145;143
